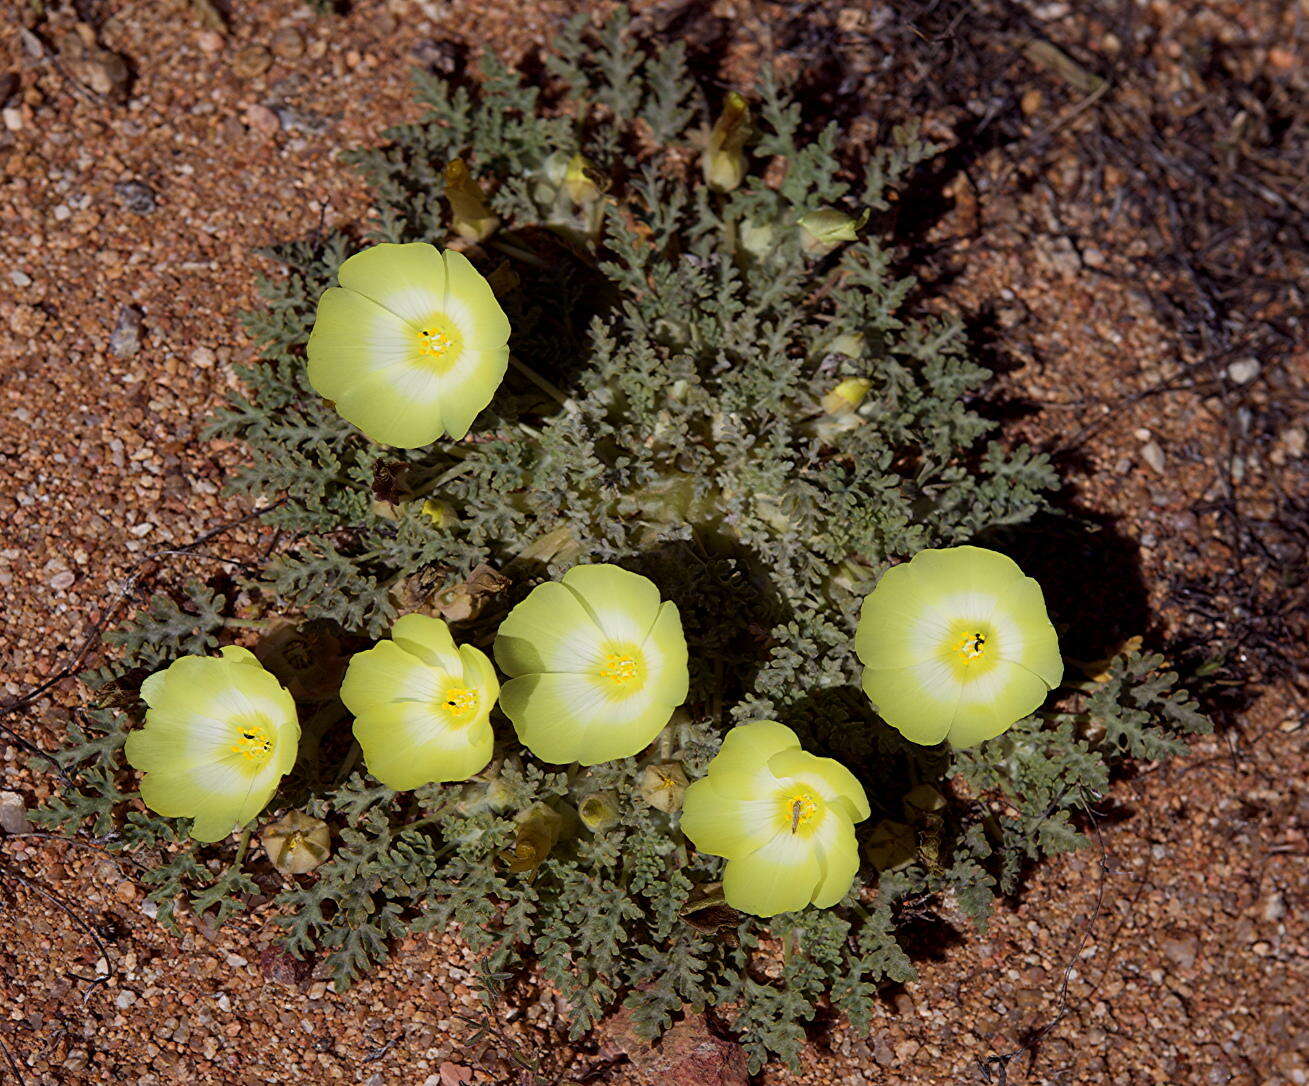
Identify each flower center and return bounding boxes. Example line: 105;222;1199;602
414;318;463;372
441;686;480;720
955;631;988;661
599;652;639;685
780;788;819;834
941;619;1000;679
230;721;274;763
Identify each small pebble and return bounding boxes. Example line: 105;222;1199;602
243;103;281;135
196;30;225;55
114;179;157;214
75;48;131;102
1140;440;1165;474
0;791;31;834
8;303;45;337
231;44;272;79
190;346;216;367
270;27;304;60
439;1062;473;1086
109;304;144;357
1262;892;1286;922
49;569;75;590
10;269;32;287
1227;357;1260;384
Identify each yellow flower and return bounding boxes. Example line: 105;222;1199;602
124;647;300;843
307;242;510;448
340;614;499;790
494;564;689;766
704;91;751;192
855;546;1063;748
679;721;869;918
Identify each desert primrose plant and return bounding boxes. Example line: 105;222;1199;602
36;11;1213;1072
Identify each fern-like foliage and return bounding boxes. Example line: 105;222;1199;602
38;12;1212;1071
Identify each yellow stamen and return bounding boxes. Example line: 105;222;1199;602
418;327;455;358
442;687;480;719
955;632;988;661
230;723;273;761
599;653;639;685
782;789;818;834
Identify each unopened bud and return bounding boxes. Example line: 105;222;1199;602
704;92;751;192
420;498;456;527
821;377;872;415
502;803;563;874
578;791;620;832
444;159;500;242
828;332;866;359
738;218;775;260
482;777;515;811
260;811;331;876
639;763;689;813
798;207;868;256
560;151;604;205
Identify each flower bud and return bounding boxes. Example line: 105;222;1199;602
565;153;605;205
482;777;516;812
502;803;563;874
420;498;456;527
578;791;620;832
639;763;688;813
821;377;872;415
704;92;751;192
541;151;605;205
444;159;500;243
260;811;331;876
738;218;775;260
828;332;866;359
798;207;868;256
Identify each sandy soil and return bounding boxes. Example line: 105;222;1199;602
1;1;1305;1083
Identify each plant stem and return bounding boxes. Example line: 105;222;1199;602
230;825;254;869
509;355;569;406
